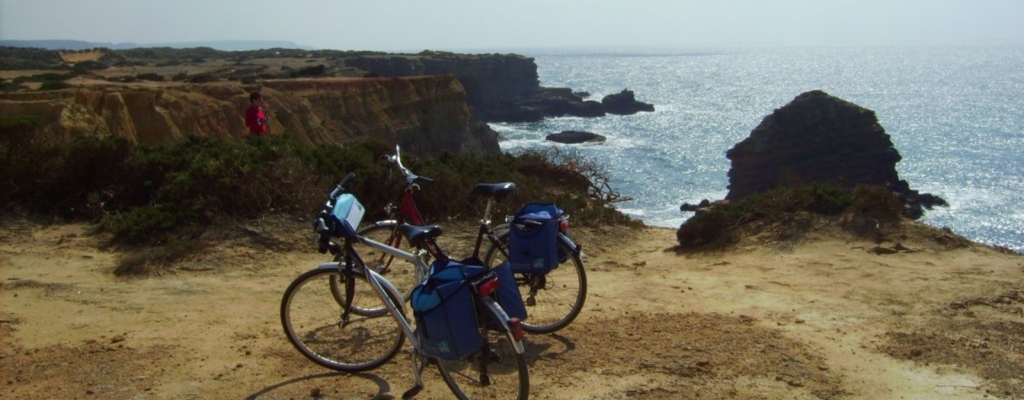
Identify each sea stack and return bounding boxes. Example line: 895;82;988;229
725;90;945;218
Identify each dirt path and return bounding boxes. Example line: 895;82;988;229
1;218;1022;399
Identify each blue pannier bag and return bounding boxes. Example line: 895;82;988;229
411;258;488;360
509;203;562;274
493;261;527;321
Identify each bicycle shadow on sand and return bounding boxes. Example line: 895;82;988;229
247;335;577;399
245;371;392;400
522;332;577;364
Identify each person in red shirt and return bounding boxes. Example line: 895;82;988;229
245;91;269;135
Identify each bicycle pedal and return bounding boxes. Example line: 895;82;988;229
402;384;423;399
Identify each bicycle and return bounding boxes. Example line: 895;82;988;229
280;172;530;399
349;145;587;334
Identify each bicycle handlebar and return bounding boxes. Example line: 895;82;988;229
315;172;356;254
388;145;433;185
327;172;356;200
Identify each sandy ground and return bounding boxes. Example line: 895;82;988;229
1;215;1022;400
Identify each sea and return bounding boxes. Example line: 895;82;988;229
487;45;1024;253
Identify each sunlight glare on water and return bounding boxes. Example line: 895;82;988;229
493;46;1024;252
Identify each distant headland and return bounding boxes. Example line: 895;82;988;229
0;39;309;51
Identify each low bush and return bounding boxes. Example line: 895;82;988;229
676;183;904;250
39;81;71;90
290;64;327;78
72;60;108;73
1;132;636;248
135;73;165;81
676;207;737;250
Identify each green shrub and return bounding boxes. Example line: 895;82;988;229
676;207;737;250
156;60;183;67
104;204;186;245
38;81;71;91
0;81;26;91
806;185;853;214
675;183;902;250
0;116;53;207
135;73;165;82
72;60;108;73
187;74;217;83
2;132;637;246
849;185;904;222
32;72;76;82
291;64;327;77
0;46;65;69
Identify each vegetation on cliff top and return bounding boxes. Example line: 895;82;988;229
676;183;908;251
0;46;459;89
1;116;639;252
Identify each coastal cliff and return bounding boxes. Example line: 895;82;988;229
345;53;654;122
0;76;499;156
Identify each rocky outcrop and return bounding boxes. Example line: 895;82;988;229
545;131;606;144
601;90;655;115
0;76;499;156
725;90;945;218
344;53;653;122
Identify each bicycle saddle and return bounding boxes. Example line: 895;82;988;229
472;182;516;201
398;224;443;247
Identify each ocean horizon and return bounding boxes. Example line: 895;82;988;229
490;45;1024;253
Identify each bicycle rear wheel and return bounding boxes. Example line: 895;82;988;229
281;267;405;372
435;321;529;399
329;222;424;316
483;230;587;334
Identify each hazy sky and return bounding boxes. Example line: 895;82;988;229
2;0;1023;51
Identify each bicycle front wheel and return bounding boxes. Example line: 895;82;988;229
329;222;423;316
281;267;405;372
435;321;529;399
483;230;587;334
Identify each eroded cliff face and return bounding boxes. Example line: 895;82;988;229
344;54;654;122
0;76;499;156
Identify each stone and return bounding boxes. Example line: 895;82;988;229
545;131;607;144
601;89;655;115
724;90;945;219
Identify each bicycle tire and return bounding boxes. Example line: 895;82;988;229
281;266;406;372
328;222;423;316
435;310;529;400
483;230;587;334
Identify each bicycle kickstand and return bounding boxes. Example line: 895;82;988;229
401;350;428;399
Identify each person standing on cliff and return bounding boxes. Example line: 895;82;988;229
245;91;270;136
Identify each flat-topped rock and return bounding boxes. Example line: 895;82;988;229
546;130;607;144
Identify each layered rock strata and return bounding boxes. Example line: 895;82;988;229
0;76;499;156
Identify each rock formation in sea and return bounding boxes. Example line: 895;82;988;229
723;90;946;219
343;53;654;122
0;76;499;157
601;90;655;115
545;131;607;144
